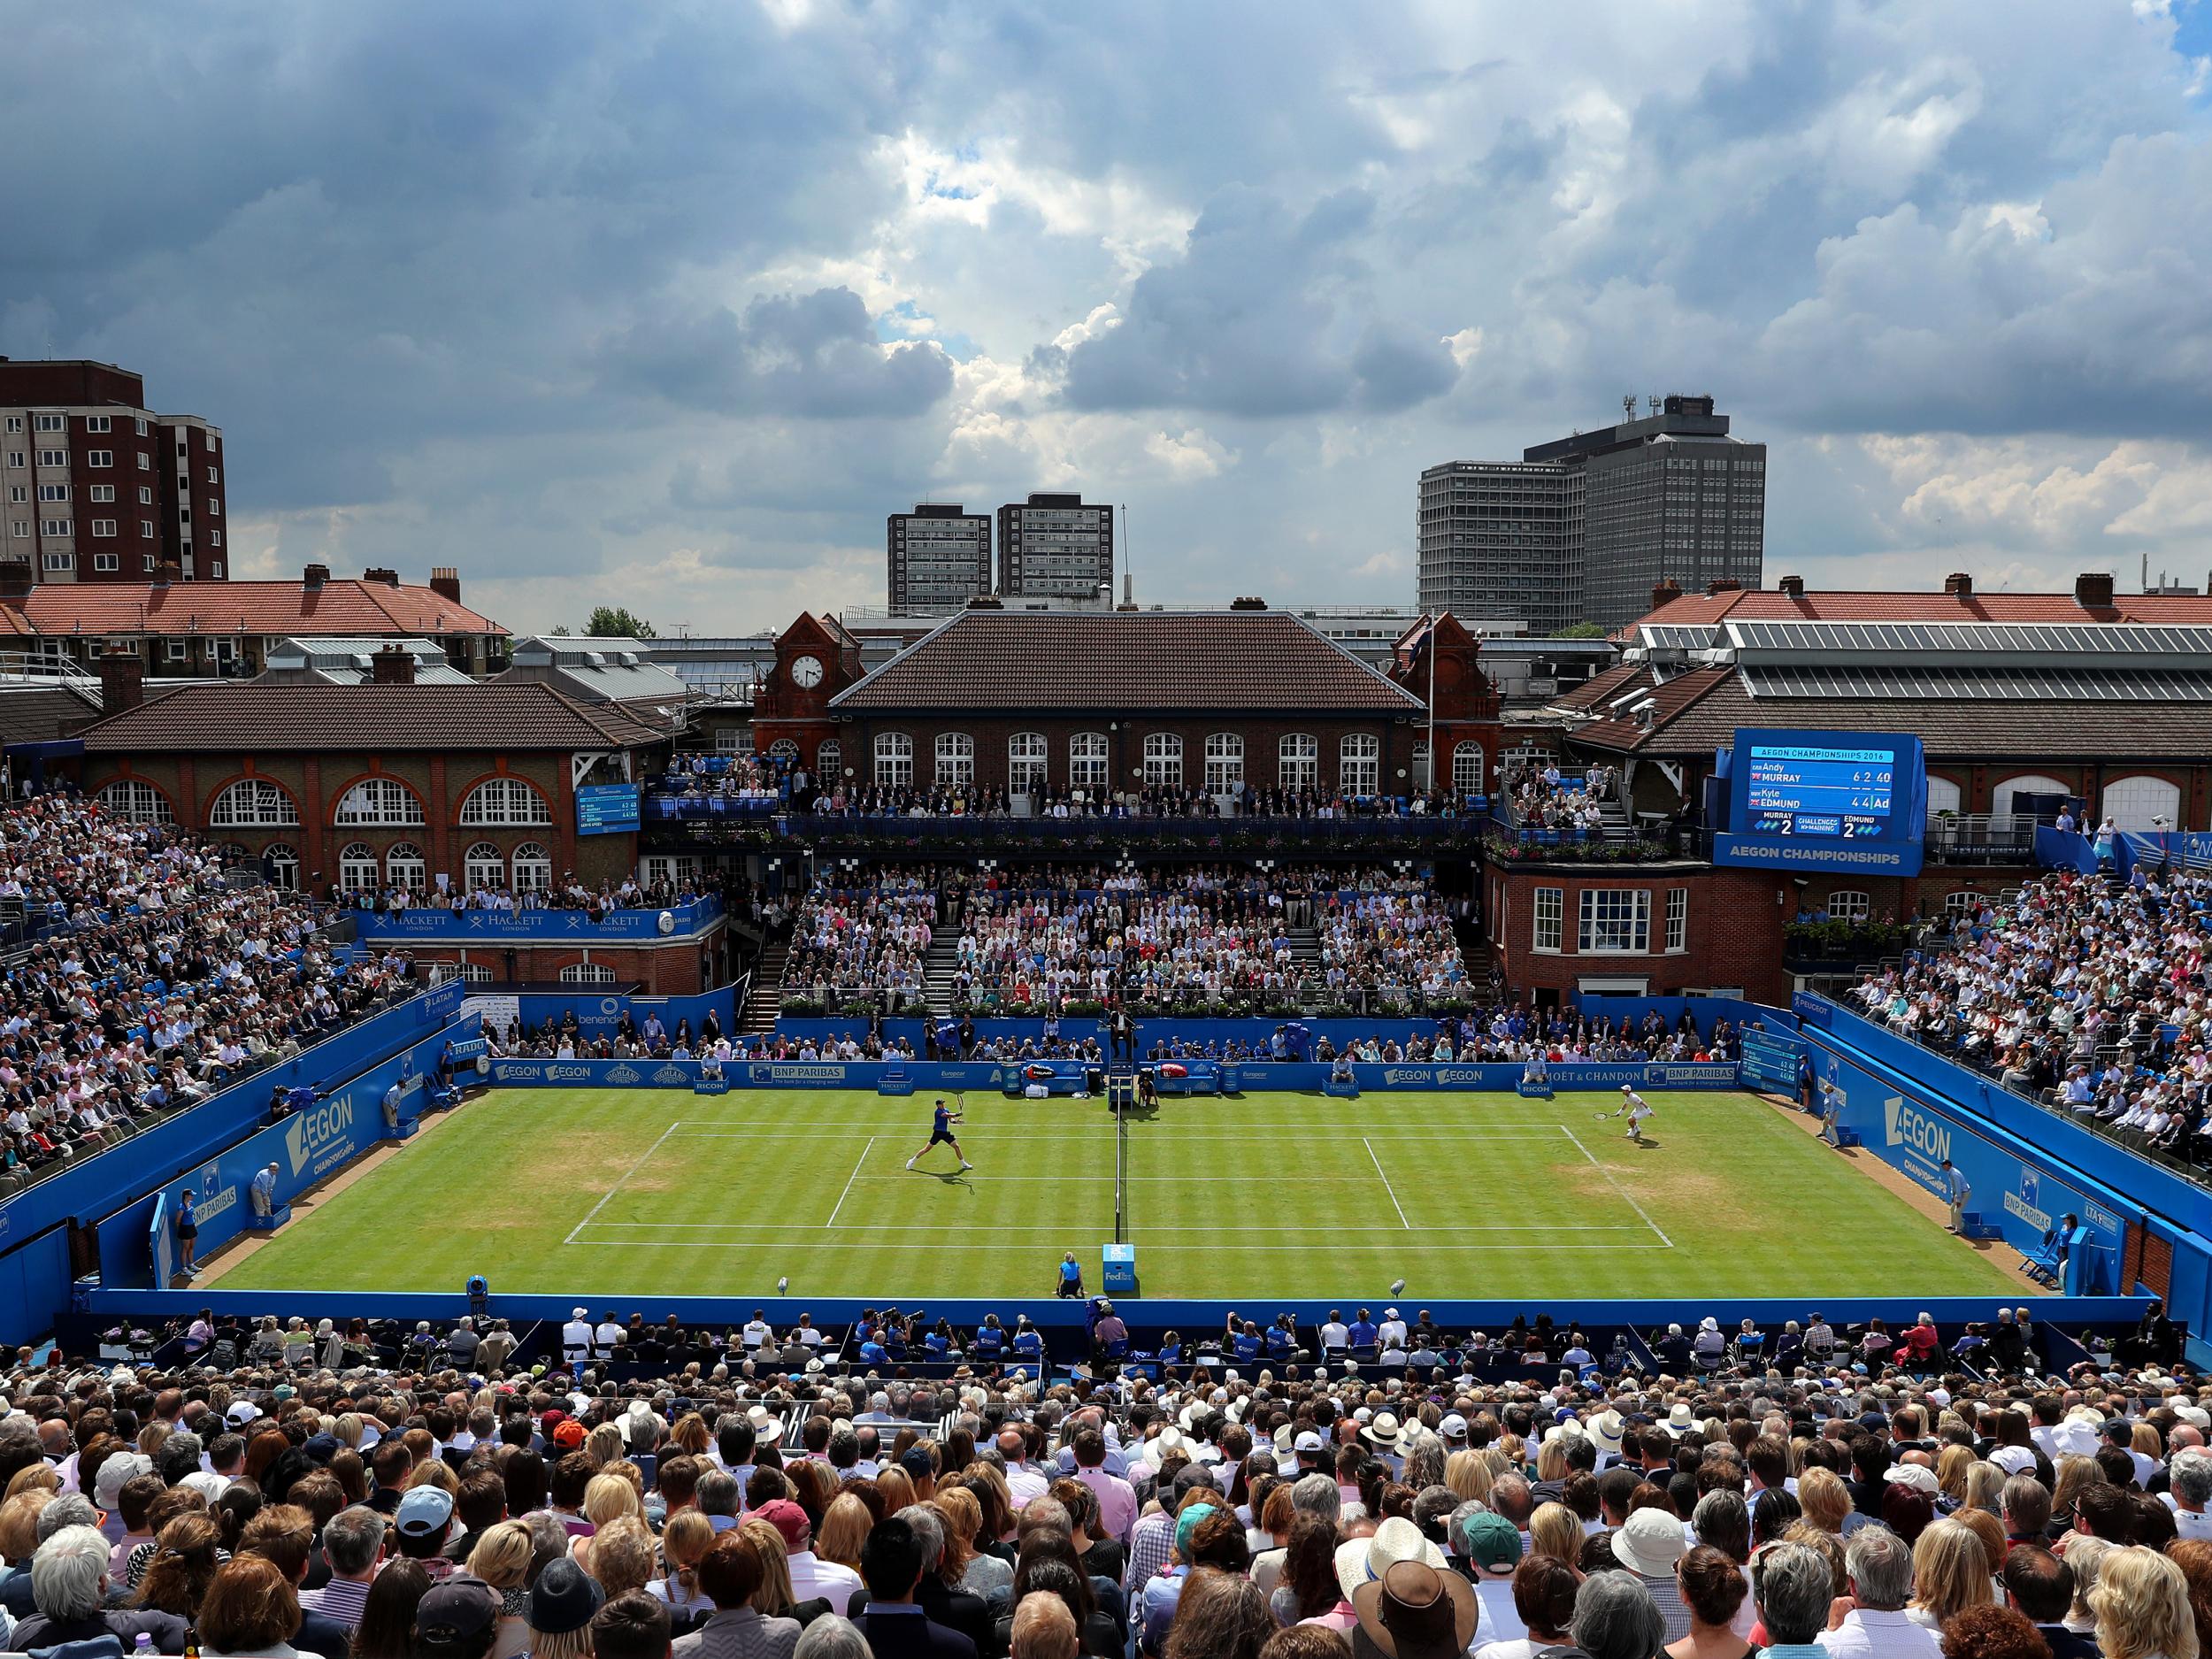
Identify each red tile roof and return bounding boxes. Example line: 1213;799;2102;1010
830;610;1426;713
78;682;662;753
1641;588;2212;627
14;579;503;638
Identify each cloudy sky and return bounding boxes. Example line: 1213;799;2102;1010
6;1;2210;634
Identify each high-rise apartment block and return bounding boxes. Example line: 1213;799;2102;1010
887;503;992;614
997;492;1114;599
0;359;228;585
1418;395;1764;632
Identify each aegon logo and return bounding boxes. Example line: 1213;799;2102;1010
1883;1094;1951;1163
285;1095;357;1176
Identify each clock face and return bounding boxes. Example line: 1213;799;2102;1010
790;654;825;688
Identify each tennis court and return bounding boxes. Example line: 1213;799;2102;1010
207;1086;2028;1300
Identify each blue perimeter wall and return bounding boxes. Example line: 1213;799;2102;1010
486;1057;1741;1093
465;987;739;1039
0;981;469;1348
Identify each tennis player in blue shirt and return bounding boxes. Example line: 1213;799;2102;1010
906;1096;973;1171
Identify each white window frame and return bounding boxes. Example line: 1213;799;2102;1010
1142;733;1183;788
1203;733;1244;794
1452;741;1485;796
1008;732;1048;793
874;732;914;787
261;842;300;891
83;415;111;434
1340;733;1380;795
463;841;506;891
90;519;114;538
1533;887;1563;953
1824;890;1871;924
511;841;552;893
815;738;842;780
1665;887;1688;952
91;552;119;572
1279;733;1317;789
37;484;68;503
338;841;380;895
333;777;427;826
1578;887;1651;955
459;777;553;826
384;841;428;894
209;779;301;828
560;962;618;985
96;780;173;824
33;414;64;434
1070;732;1108;789
36;449;66;468
88;485;114;503
86;449;112;468
933;731;975;786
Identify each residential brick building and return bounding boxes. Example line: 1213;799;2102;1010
0;358;228;585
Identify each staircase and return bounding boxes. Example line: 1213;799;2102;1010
738;941;787;1034
1284;925;1321;996
1595;796;1636;840
921;935;963;1016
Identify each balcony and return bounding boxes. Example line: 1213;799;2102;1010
1922;813;2040;865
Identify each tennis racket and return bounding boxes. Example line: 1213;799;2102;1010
1594;1106;1622;1121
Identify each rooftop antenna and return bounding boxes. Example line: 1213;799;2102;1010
1119;504;1130;607
1647;395;1662;417
1622;394;1636;423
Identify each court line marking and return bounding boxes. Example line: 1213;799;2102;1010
1558;1125;1673;1248
564;1121;680;1246
1363;1137;1411;1230
566;1235;1669;1250
824;1136;875;1227
570;1220;1651;1235
663;1129;1573;1141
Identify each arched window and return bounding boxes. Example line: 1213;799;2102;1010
934;732;974;786
464;841;506;891
511;841;552;894
338;841;379;895
385;841;426;894
2103;775;2182;832
1279;734;1317;789
1452;741;1486;795
1340;733;1380;795
816;739;843;780
1203;733;1244;794
457;962;494;983
1009;733;1048;793
1946;890;1984;918
767;738;801;764
1069;733;1108;789
1142;733;1183;787
1410;741;1430;792
560;963;618;985
1992;773;2069;819
334;778;426;826
260;842;300;890
96;780;173;824
459;778;551;826
875;733;914;787
209;779;299;827
1824;890;1871;922
1924;774;1962;817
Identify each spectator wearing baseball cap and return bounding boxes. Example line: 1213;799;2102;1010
758;1499;860;1616
413;1573;499;1659
394;1487;459;1580
1453;1509;1527;1647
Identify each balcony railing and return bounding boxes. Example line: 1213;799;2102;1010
776;979;1486;1021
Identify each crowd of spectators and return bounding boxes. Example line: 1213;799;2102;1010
797;783;1489;823
0;793;412;1180
785;890;938;1008
1500;762;1620;834
1851;867;2212;1171
0;1303;2205;1659
348;873;721;920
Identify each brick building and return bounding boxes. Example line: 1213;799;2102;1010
0;358;228;585
816;606;1458;798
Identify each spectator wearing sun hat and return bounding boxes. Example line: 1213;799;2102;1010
1352;1559;1481;1659
1611;1506;1692;1640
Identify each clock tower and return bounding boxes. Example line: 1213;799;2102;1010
753;611;865;778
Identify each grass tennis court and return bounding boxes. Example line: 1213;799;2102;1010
209;1087;2027;1301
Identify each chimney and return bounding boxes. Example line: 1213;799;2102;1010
153;559;181;588
1943;572;1974;598
0;561;32;604
370;643;419;685
1649;578;1683;611
303;563;330;590
361;566;401;588
429;566;462;604
2075;571;2116;610
1229;595;1268;611
96;650;144;715
1778;574;1806;599
1704;579;1740;596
